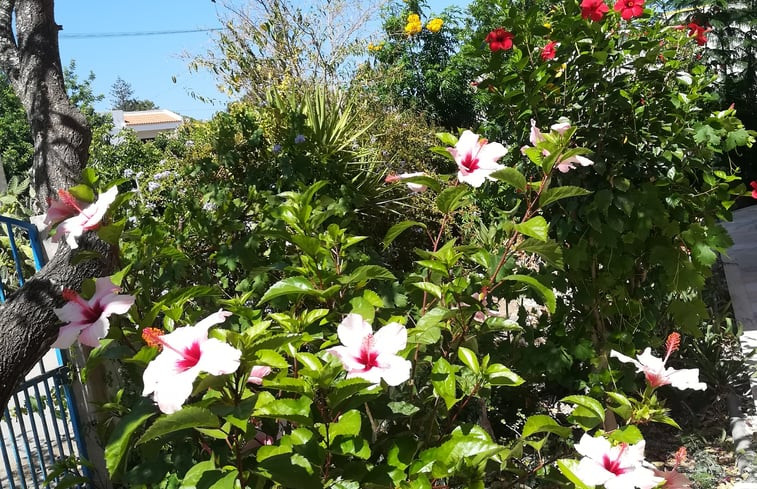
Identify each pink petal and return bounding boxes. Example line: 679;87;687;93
550;121;572;134
77;316;110;347
248;366;272;384
337;314;373;349
529;120;545;146
100;293;136;317
52;323;87;349
54;302;88;324
93;277;120;302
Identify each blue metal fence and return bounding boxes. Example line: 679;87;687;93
0;216;89;488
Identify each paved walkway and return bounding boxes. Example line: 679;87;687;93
721;206;757;485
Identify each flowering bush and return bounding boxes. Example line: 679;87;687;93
43;0;757;487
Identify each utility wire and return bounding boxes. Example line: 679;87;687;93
60;28;222;39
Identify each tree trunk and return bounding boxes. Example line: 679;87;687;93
0;0;116;410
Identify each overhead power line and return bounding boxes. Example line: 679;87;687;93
60;28;222;39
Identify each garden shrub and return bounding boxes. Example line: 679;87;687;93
42;0;757;487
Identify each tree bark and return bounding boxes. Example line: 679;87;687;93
0;0;116;410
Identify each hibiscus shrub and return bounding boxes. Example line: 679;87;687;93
43;0;757;487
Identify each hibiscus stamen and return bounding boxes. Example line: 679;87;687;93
664;332;681;362
142;327;165;350
61;288;90;310
57;189;83;213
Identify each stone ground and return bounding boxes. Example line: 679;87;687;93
721;205;757;488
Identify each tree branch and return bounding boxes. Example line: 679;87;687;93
0;0;19;79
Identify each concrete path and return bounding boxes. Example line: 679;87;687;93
721;205;757;484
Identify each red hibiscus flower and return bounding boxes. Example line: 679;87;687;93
580;0;609;21
750;181;757;199
687;22;711;46
486;28;514;52
614;0;645;20
541;41;558;60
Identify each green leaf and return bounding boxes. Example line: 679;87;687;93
457;347;480;373
67;184;95;202
383;221;427;248
137;406;219;445
435;132;458;146
521;415;570;438
254;391;313;425
318;410;362;439
387;401;420;416
340;265;396;284
539;186;592;207
502;275;556;313
431;358;457;410
97;219;126;245
259;277;319;303
556;459;593;489
412;282;443;299
489;167;527;191
485;363;524;386
400;174;442;193
436;186;470;214
514;216;548;242
104;399;156;478
516;238;564;270
179;460;215;489
607;392;633;420
561;395;605;422
608;425;643;444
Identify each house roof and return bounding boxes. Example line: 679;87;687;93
123;109;183;126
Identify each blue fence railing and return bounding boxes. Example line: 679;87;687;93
0;216;89;488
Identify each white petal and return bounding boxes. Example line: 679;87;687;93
456;130;481;158
337;314;372;349
667;368;707;390
347;366;384;385
550;121;572;134
610;350;641;369
373;322;407;354
151;370;197;414
459;170;486;188
194;309;232;331
575;457;613;486
575;433;612;461
477;142;507;164
196;338;241;376
81;185;118;229
377;355;411;386
77;316;110;347
575;155;594;167
636;348;666;372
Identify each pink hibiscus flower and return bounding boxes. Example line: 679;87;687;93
53;277;135;348
574;434;664;489
614;0;645;20
581;0;609;21
520;119;594;173
142;310;241;414
448;130;507;188
385;172;428;193
610;333;707;391
48;186;118;249
654;447;693;489
247;365;272;385
327;313;411;386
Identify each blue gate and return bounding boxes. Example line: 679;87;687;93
0;216;89;488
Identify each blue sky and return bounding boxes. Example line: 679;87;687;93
56;0;465;120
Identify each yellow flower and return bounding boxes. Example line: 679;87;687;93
407;13;420;23
426;18;443;33
543;22;552;29
405;21;422;36
367;42;384;52
555;63;567;77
